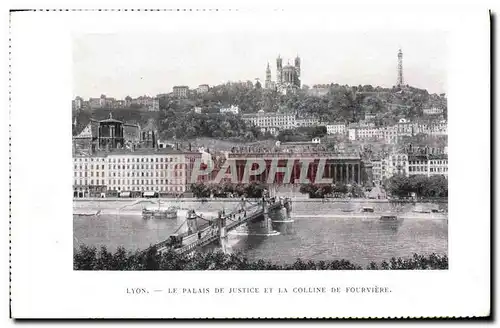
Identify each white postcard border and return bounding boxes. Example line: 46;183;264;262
9;7;490;318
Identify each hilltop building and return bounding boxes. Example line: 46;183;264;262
265;55;301;94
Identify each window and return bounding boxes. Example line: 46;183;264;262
102;180;104;185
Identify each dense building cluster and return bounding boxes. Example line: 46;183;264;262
73;49;448;198
73;94;160;111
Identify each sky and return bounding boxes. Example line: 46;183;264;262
73;30;447;99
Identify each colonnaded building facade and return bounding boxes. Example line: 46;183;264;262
219;152;373;186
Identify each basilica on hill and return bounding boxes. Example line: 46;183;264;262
265;55;301;95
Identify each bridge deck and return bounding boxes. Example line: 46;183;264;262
156;200;285;255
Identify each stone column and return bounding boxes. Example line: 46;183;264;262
351;164;355;183
340;165;344;184
358;164;361;184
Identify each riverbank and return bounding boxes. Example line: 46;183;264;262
73;197;447;218
73;197;447;203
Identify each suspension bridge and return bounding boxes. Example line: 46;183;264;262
149;196;292;256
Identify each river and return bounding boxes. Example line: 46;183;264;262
73;199;448;266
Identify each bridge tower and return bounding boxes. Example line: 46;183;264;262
186;210;199;235
217;211;228;253
284;198;292;219
262;198;273;234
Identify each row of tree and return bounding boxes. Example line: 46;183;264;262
385;174;448;198
190;182;266;198
74;245;448;270
299;183;365;198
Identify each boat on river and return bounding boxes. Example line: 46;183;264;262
361;206;375;213
74;209;101;217
142;207;178;219
379;214;398;221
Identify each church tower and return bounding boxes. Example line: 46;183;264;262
265;62;272;89
276;55;283;85
294;55;301;87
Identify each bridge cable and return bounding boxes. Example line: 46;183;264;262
171;218;188;235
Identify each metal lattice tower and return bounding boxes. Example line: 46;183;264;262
397;48;404;86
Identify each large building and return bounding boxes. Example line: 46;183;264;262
219;105;240;115
97;114;125;150
72;96;83;110
371;159;383;184
72;114;152;154
226;151;370;186
326;123;347;135
197;84;210;94
423;107;443;115
173;86;189;98
131;96;160;111
408;154;448;178
73;154;108;198
73;149;202;197
295;117;320;127
241;110;296;131
414;120;447;136
265;55;301;94
387;153;409;177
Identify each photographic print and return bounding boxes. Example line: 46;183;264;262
10;6;490;319
72;30;448;271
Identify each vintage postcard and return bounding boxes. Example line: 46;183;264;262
9;6;490;319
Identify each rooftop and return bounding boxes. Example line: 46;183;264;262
99;113;123;124
73;148;201;158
